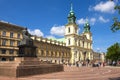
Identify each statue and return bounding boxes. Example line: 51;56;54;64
20;28;33;46
18;28;36;57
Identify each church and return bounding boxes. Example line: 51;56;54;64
64;4;93;64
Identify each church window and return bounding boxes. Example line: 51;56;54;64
83;41;84;48
75;38;77;45
75;28;77;33
68;27;70;33
68;38;70;45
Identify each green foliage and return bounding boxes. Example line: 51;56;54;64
111;5;120;32
114;5;120;14
106;43;120;61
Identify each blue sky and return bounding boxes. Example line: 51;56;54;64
0;0;120;52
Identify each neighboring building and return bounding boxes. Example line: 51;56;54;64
93;51;106;62
93;51;100;62
32;36;71;64
0;21;24;61
100;52;106;62
0;21;71;64
64;4;93;64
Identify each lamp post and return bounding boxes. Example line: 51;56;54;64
79;52;81;61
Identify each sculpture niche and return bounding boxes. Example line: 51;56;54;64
18;28;37;57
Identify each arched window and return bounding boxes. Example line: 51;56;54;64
68;38;70;45
75;28;77;33
68;27;70;33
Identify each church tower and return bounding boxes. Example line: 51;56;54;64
65;4;93;64
65;4;78;46
82;21;93;61
83;21;92;40
65;4;79;64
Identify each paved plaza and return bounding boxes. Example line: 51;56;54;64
0;66;120;80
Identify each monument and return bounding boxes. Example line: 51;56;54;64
18;28;37;57
0;28;63;77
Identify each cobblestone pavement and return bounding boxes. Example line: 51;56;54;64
0;66;120;80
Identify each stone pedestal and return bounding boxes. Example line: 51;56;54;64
18;45;37;57
0;57;63;77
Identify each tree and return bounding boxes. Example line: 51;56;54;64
111;1;120;32
106;43;120;61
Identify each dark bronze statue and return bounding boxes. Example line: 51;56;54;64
20;28;33;46
18;28;36;57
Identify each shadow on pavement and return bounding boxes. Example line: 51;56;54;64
109;77;120;80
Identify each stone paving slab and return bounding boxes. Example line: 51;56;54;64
0;66;120;80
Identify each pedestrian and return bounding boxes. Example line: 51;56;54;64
103;62;105;67
112;61;116;66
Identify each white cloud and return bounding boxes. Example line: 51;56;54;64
50;25;65;36
28;29;44;37
99;16;109;23
77;18;87;25
93;1;115;13
90;18;96;25
77;18;96;25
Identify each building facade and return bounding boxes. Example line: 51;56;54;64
0;21;24;61
93;51;106;62
65;4;93;64
32;36;71;64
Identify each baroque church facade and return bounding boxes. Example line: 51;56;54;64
65;4;93;64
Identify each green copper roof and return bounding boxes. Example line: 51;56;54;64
84;21;91;33
67;3;76;24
